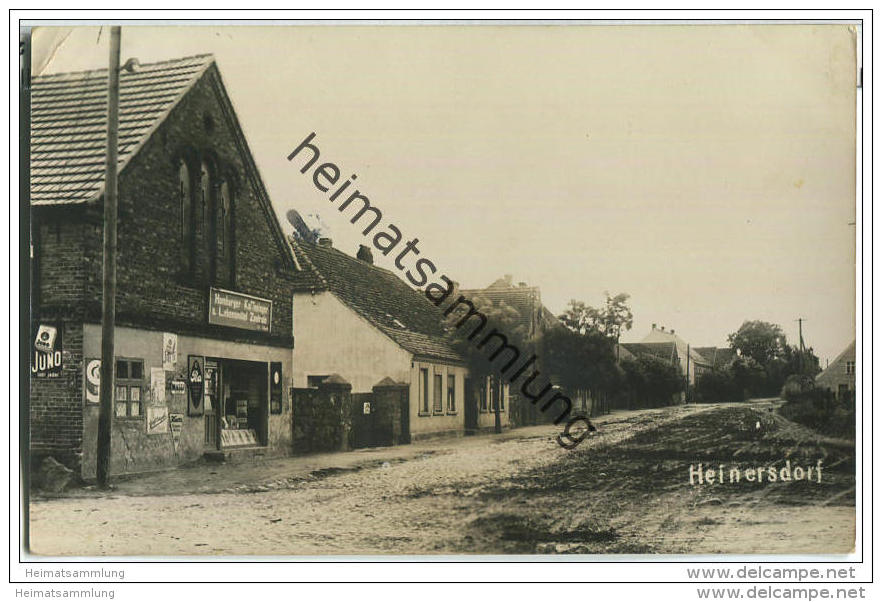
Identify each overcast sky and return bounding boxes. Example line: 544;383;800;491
32;24;857;364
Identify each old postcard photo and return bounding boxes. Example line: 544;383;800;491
22;22;859;560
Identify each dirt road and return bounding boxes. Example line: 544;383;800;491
28;402;855;556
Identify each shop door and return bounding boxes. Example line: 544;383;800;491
203;359;219;449
220;360;268;448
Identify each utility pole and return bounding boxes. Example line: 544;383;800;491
96;26;121;488
796;318;806;375
685;343;691;403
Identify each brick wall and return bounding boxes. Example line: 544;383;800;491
28;321;84;472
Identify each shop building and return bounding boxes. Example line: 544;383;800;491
29;55;297;478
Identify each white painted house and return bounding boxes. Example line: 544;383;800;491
288;237;509;439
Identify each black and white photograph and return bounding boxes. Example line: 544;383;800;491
12;11;871;599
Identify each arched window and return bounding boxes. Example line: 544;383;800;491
178;160;191;272
219;180;234;286
200;161;213;282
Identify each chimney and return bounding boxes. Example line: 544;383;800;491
670;329;675;335
504;274;513;286
356;244;374;264
318;237;333;248
660;326;665;332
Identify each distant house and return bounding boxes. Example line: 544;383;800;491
459;275;566;421
620;341;680;367
815;340;856;403
640;324;712;387
288;238;509;440
459;274;561;341
693;347;737;370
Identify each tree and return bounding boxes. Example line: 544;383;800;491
559;292;634;340
620;355;684;408
727;320;787;366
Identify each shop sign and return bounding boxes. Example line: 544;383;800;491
32;324;62;378
85;358;101;404
270;362;283;415
363;402;371;415
187;356;204;416
146;406;169;435
208;287;272;333
170;379;187;396
162;333;178;371
169;413;183;452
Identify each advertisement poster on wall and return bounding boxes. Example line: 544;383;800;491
146;406;169;435
162;332;178;371
187;355;204;416
84;358;101;404
31;323;62;378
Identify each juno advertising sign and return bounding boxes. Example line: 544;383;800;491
32;324;62;378
207;288;272;333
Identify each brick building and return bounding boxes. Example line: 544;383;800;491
29;55;297;478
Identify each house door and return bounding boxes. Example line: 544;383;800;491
464;377;478;434
838;384;850;402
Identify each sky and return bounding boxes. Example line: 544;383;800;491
32;24;858;365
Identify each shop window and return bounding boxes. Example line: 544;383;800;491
419;368;429;414
115;358;143;419
489;376;497;412
178;160;192;274
433;374;443;414
447;374;456;413
479;377;488;412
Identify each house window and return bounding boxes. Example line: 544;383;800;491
500;382;505;411
433;374;443;414
846;361;855;375
178;160;192;272
479;377;488;412
114;358;143;418
419;368;429;414
307;375;329;388
489;376;497;412
447;374;456;413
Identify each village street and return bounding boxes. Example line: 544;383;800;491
28;401;855;556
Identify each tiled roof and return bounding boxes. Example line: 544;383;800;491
289;239;465;365
460;277;562;339
641;328;712;366
621;342;679;364
694;346;737;369
815;340;856;387
30;54;214;205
